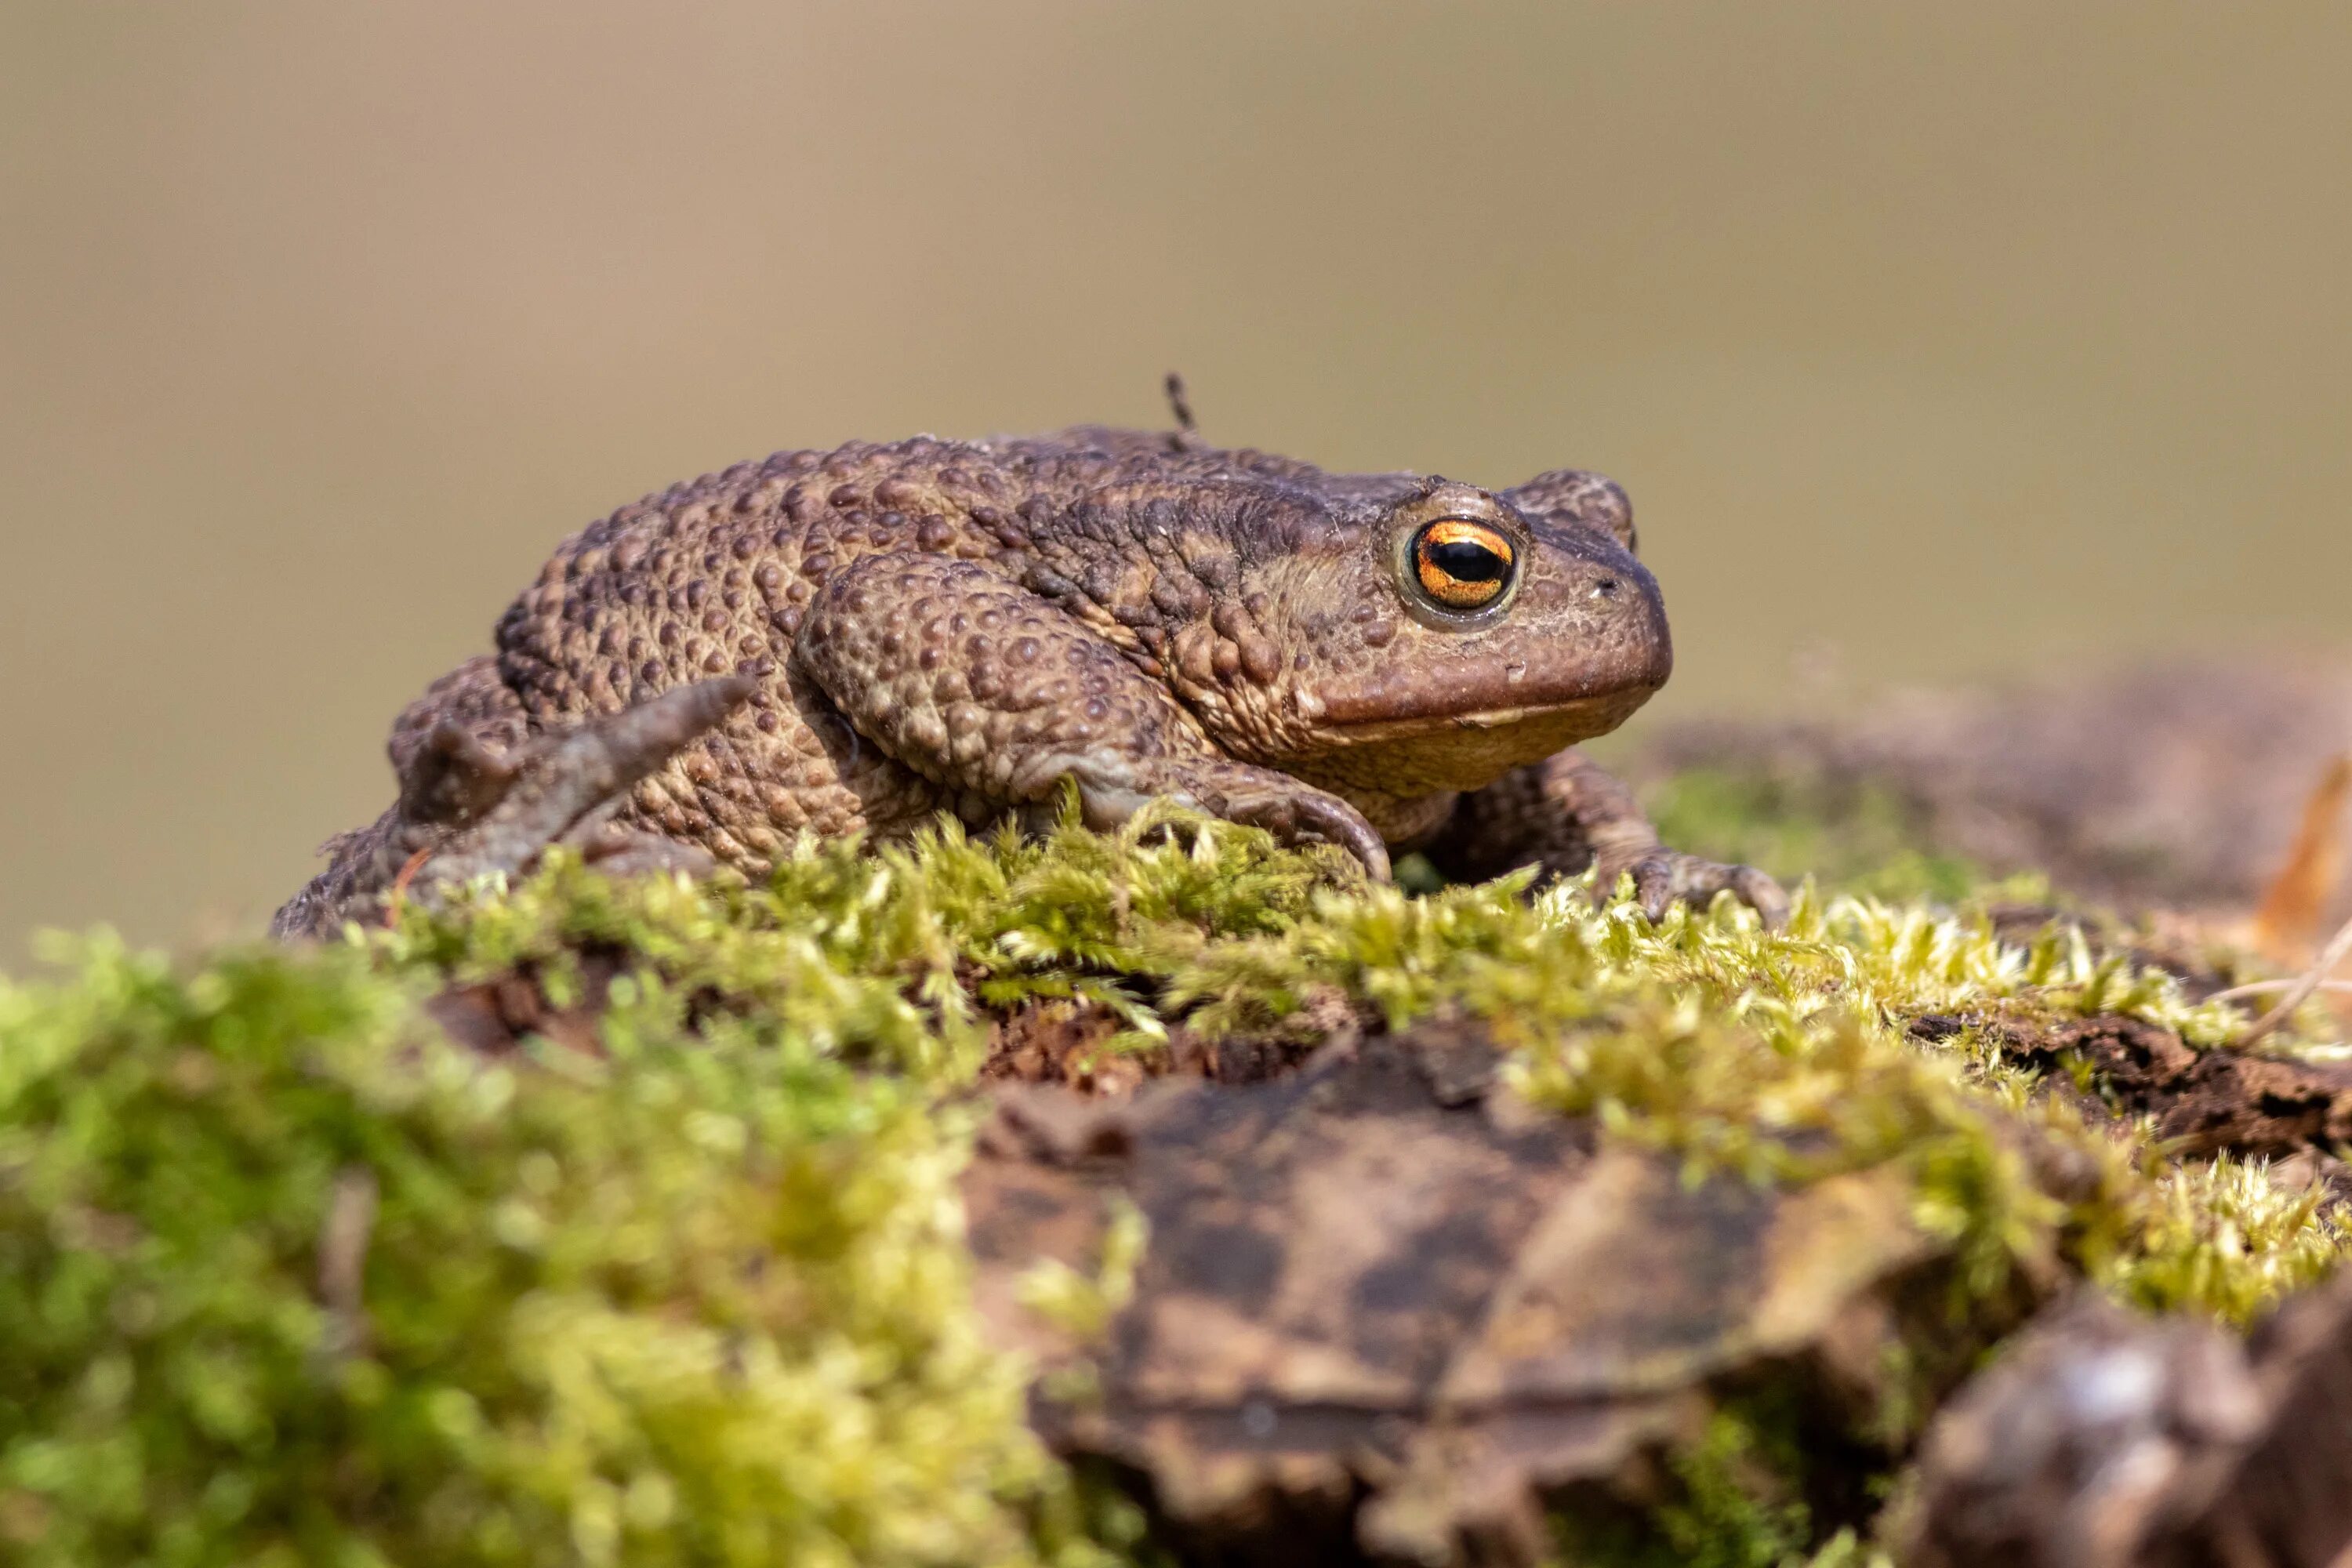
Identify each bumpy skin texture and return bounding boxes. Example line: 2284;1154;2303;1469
274;426;1782;936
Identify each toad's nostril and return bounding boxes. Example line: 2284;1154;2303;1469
1595;577;1620;598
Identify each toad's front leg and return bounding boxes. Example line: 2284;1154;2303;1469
795;553;1391;878
1421;748;1788;926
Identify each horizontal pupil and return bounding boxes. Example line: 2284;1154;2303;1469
1425;540;1508;583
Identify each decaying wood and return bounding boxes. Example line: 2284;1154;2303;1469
964;1020;2045;1566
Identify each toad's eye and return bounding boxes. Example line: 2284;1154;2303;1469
1410;519;1516;611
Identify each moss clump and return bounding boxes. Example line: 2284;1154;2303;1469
0;935;1095;1568
1548;1409;1815;1568
1545;1391;1903;1568
2108;1155;2352;1323
376;811;1350;1071
1;804;2345;1564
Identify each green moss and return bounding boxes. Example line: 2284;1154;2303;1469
375;807;1350;1071
1653;1414;1815;1568
0;935;1098;1567
2108;1155;2352;1323
1545;1396;1903;1568
1;803;2344;1563
1548;1406;1813;1568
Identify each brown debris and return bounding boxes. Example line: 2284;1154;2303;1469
2252;755;2352;968
1951;1011;2352;1159
420;952;622;1058
982;999;1167;1096
1907;1276;2352;1568
979;989;1367;1094
964;1019;2043;1566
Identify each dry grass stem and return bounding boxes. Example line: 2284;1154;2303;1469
2240;909;2352;1050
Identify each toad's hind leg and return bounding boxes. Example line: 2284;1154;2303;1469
795;553;1390;877
271;662;757;938
1421;748;1788;925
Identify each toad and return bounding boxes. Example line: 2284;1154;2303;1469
273;419;1782;936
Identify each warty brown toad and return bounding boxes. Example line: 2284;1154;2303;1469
274;421;1781;936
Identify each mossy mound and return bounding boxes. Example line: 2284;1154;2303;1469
1;808;2345;1565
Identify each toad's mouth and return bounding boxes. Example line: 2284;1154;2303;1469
1308;684;1660;748
1306;595;1673;741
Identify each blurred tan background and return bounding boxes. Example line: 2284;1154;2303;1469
2;3;2348;954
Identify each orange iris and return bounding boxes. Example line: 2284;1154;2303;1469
1412;519;1515;609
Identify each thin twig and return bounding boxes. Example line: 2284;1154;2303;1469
2208;978;2352;1004
2238;909;2352;1049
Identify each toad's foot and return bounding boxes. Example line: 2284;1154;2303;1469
1593;841;1791;928
1060;753;1391;880
272;675;756;938
1423;747;1788;927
